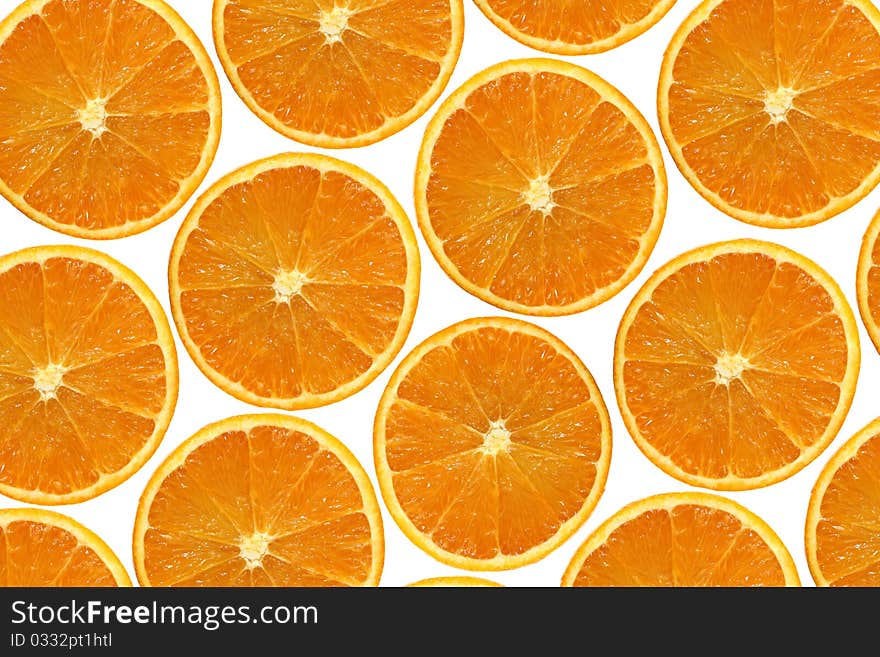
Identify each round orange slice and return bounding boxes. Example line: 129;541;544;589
0;0;221;239
213;0;464;148
857;208;880;354
806;418;880;586
416;59;666;316
407;576;502;587
659;0;880;228
474;0;677;55
0;245;177;505
169;153;419;410
374;317;612;570
615;239;859;490
0;508;130;586
134;414;384;587
562;493;800;587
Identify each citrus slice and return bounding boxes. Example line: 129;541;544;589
134;414;384;587
169;153;419;410
213;0;463;148
0;0;221;239
659;0;880;228
416;59;666;316
562;493;800;586
474;0;677;55
407;576;502;586
806;418;880;586
374;317;612;570
857;209;880;354
0;508;130;586
0;245;177;504
615;239;859;490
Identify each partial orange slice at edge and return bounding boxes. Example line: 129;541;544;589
407;576;502;587
562;493;800;587
856;208;880;355
806;417;880;586
213;0;464;148
659;0;880;227
0;508;131;586
0;0;221;238
474;0;677;55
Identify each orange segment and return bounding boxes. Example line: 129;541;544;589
562;493;800;587
0;0;221;239
169;153;419;410
473;0;676;54
416;59;666;316
133;414;384;587
407;576;502;586
0;508;130;586
857;208;880;355
213;0;463;148
614;240;859;490
374;317;612;570
0;246;177;504
659;0;880;227
807;418;880;586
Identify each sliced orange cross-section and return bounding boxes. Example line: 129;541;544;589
474;0;677;55
134;414;384;587
857;209;880;355
407;576;502;587
615;240;859;490
806;418;880;586
213;0;464;148
0;0;221;238
562;493;800;587
169;153;420;410
374;317;612;570
659;0;880;227
0;508;130;586
416;59;667;316
0;245;178;505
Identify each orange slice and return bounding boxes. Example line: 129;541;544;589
213;0;464;148
407;576;502;586
0;0;221;239
374;317;612;570
615;240;859;490
0;508;130;586
562;493;800;587
169;153;419;410
134;414;384;587
0;245;177;504
857;208;880;354
474;0;677;55
806;418;880;586
659;0;880;228
416;59;666;316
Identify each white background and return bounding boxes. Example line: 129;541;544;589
4;0;877;587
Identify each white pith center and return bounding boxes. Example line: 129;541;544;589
482;420;511;455
319;6;351;44
33;363;67;401
523;176;555;214
714;352;749;385
239;532;270;569
763;87;797;124
77;98;108;137
272;269;307;303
